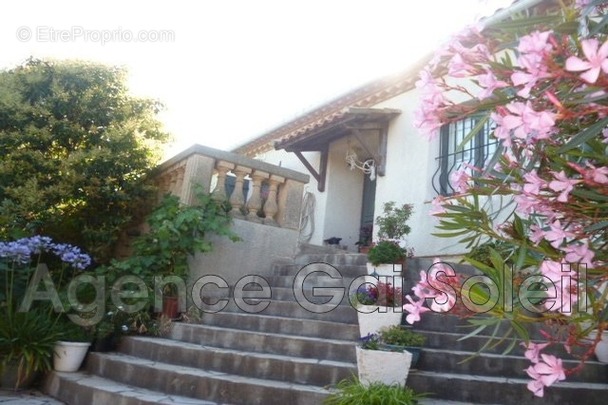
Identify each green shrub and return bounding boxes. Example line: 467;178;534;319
324;378;424;405
376;202;413;240
367;240;406;266
379;325;426;347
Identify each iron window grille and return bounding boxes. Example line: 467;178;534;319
432;116;498;196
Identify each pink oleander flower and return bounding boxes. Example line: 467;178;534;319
448;53;476;78
565;38;608;83
551;277;580;315
529;223;546;243
526;365;546;397
563;241;595;266
411;270;440;300
523;170;546;195
544;220;575;248
477;70;508;99
540;259;569;283
413;103;443;140
523;342;550;364
584;163;608;184
494;101;556;144
526;354;567;397
535;354;567;387
429;196;447;216
403;294;430;325
518;31;554;55
549;171;581;202
450;168;471;193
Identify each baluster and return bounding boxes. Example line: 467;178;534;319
229;166;252;217
246;170;269;222
212;161;234;201
263;175;285;226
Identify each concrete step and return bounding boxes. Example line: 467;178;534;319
201;284;357;306
418;330;571;358
85;352;329;405
407;370;608;405
414;313;546;340
294;253;368;266
216;298;360;324
169;322;357;363
272;262;368;278
43;371;219;405
417;348;608;383
119;336;356;386
420;400;500;405
200;311;360;340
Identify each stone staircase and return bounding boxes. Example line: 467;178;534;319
42;254;608;404
43;249;368;405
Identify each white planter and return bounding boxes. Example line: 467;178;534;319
588;330;608;363
356;346;412;386
356;305;403;337
53;341;91;372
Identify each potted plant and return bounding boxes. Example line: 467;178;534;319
367;202;413;276
355;224;373;254
0;236;92;388
53;318;93;373
0;310;64;389
353;281;403;337
324;377;424;404
377;325;426;367
355;333;413;387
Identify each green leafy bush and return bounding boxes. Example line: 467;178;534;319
379;325;426;347
367;241;406;266
324;378;424;405
376;202;413;240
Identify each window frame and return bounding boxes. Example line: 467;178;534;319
433;116;498;196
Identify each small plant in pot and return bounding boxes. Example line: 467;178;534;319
367;241;407;267
353;281;403;337
53;317;94;373
355;327;424;388
367;201;414;275
378;325;426;367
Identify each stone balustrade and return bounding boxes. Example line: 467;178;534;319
155;144;310;230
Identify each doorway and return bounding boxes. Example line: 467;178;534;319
359;174;376;247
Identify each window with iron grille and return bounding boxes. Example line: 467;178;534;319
432;116;498;196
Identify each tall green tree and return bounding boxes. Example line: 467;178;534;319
0;58;169;262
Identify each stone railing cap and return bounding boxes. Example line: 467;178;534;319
159;144;310;184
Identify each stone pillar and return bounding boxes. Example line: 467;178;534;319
263;175;285;226
246;170;269;222
181;154;216;205
212;161;234;202
276;179;306;230
229;166;252;218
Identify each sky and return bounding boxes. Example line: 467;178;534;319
1;0;513;161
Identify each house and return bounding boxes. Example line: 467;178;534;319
229;2;543;257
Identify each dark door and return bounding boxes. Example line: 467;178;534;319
359;175;376;245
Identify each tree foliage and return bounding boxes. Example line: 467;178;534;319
0;58;169;262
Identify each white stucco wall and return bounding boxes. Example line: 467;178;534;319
373;90;464;257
